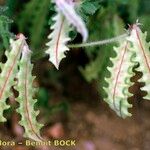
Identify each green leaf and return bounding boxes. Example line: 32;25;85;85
103;40;135;118
0;6;13;50
0;37;24;122
46;10;71;69
15;39;43;141
81;1;100;15
127;24;150;100
17;0;50;51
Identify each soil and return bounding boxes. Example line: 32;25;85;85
1;94;150;150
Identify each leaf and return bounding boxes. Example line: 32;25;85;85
104;41;136;118
17;0;50;52
0;6;9;15
0;37;24;122
54;0;88;41
46;10;71;69
0;6;13;50
81;0;101;15
15;37;43;141
127;24;150;100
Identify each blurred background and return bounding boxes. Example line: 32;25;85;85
0;0;150;149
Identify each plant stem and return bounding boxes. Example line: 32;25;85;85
68;33;128;48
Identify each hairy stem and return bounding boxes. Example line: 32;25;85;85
68;33;128;48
